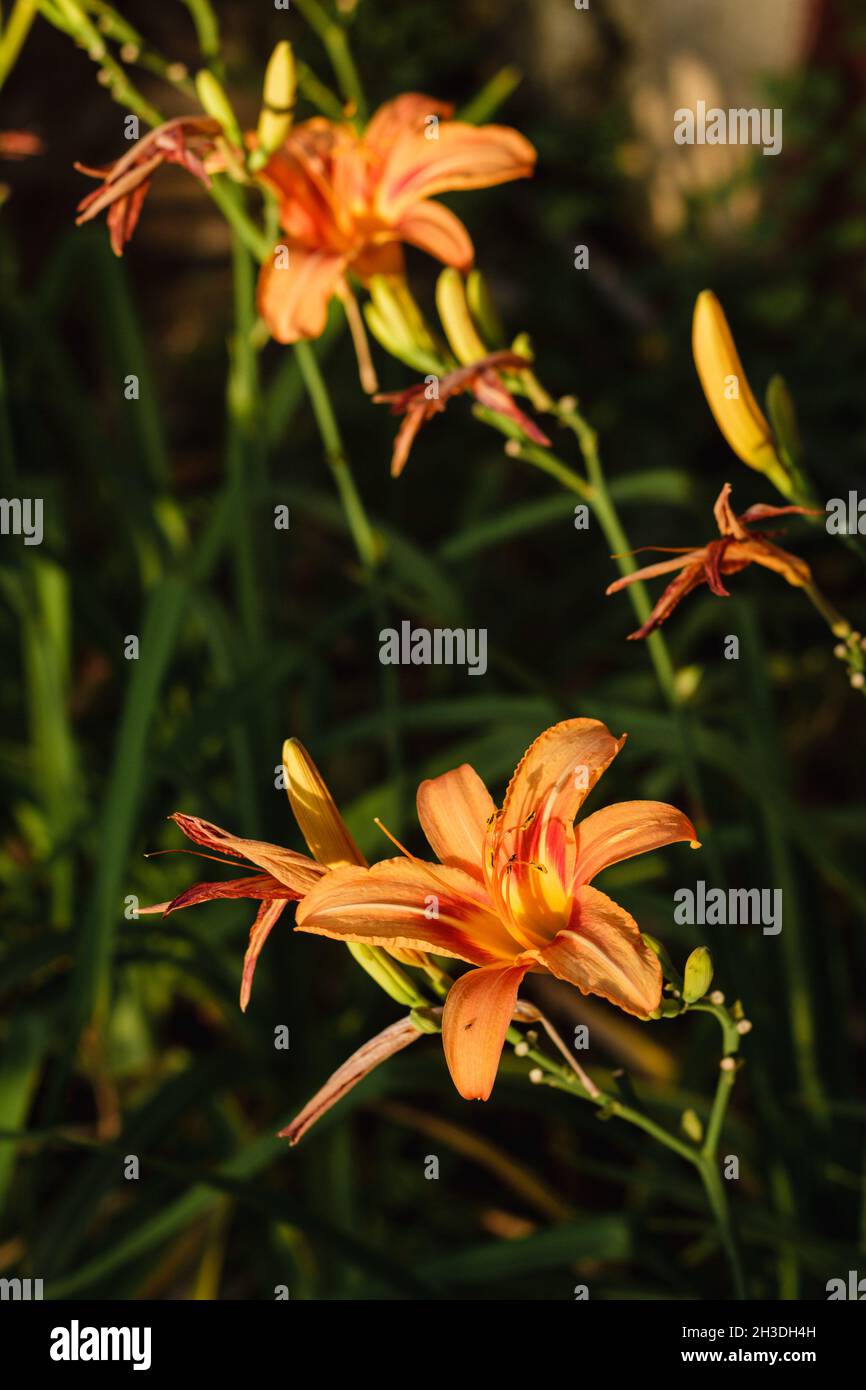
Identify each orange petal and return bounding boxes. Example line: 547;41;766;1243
282;738;365;868
622;561;707;640
365;95;455;153
712;482;749;540
416;763;496;879
574;800;698;887
388;407;426;478
240;898;289;1011
295;857;516;965
537;884;662;1018
442;963;529;1100
750;539;812;588
257;244;347;342
170;813;324;895
605;551;697;593
488;719;625;942
259;145;337;246
377;121;536;221
260;118;341;224
394;198;474;270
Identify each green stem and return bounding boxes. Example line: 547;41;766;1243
505;436;592;500
208;177;271;263
180;0;221;73
690;1001;741;1153
293;0;366;121
296;59;346;121
698;1158;747;1300
292;339;404;805
80;0;197;95
37;0;163;125
691;1000;748;1297
293;339;379;573
226;223;265;650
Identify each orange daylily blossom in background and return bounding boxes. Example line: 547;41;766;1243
606;483;820;640
375;350;551;476
295;718;698;1101
0;130;44;159
75;117;222;256
256;94;536;347
141;739;384;1010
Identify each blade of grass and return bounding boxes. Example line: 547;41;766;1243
0;1014;49;1218
69;575;189;1036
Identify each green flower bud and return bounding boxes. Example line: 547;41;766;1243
680;1108;704;1144
254;41;296;163
346;942;425;1009
466;269;505;348
409;1006;443;1036
641;932;683;988
683;946;713;1003
196;69;243;148
765;374;801;470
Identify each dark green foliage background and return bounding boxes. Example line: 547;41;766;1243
1;0;865;1299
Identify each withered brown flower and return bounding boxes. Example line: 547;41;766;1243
607;483;819;640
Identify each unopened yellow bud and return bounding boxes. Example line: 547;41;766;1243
196;69;243;148
254;41;296;162
693;290;792;498
282;738;364;868
436;267;487;366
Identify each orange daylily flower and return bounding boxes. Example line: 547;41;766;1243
606;482;819;640
75;117;222;256
295;718;698;1101
141;739;374;1010
256;94;536;347
375;349;551;477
